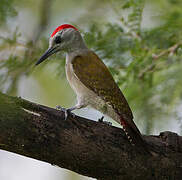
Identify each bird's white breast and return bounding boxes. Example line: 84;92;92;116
66;54;95;104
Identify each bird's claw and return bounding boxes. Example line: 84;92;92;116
98;116;112;126
56;105;75;120
98;116;104;122
56;105;62;110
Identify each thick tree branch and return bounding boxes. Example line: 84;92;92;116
0;92;182;180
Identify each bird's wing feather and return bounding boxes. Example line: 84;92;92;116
72;51;133;122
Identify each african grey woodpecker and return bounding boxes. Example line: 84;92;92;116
35;24;150;151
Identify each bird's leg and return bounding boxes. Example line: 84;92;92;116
97;104;112;125
98;116;112;126
98;116;104;122
56;103;86;120
56;106;75;120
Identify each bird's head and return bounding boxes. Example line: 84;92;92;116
36;24;84;66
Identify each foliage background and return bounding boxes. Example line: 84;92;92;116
0;0;182;179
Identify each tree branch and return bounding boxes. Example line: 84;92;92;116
0;92;182;180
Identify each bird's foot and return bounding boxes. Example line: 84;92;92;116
98;116;112;126
56;105;75;120
98;116;104;122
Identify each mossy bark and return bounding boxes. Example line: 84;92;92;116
0;92;182;180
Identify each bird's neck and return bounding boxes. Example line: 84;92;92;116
66;31;88;53
66;42;89;63
66;47;89;64
67;42;88;53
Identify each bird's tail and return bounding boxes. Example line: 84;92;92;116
120;118;151;155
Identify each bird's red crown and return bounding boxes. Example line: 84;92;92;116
51;24;78;37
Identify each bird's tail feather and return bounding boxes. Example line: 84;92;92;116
120;119;151;155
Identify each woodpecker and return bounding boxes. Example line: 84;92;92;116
35;24;150;152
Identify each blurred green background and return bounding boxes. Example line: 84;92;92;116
0;0;182;179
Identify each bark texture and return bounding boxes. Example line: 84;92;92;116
0;92;182;180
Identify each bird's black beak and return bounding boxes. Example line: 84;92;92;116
35;47;58;66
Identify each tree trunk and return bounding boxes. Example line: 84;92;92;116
0;92;182;180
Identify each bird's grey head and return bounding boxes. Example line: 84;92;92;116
35;24;86;66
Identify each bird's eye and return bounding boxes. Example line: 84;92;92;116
55;36;61;44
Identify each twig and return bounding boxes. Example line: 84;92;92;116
138;63;155;79
152;42;182;60
139;42;182;78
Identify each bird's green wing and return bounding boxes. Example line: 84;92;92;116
72;51;133;121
